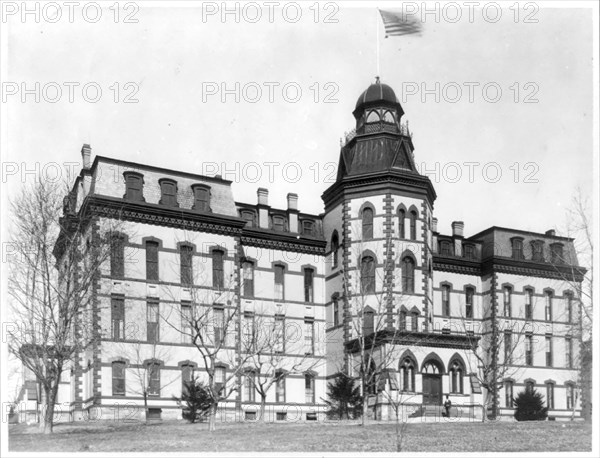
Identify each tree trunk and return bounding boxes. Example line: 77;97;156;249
42;383;59;434
208;402;218;432
395;408;401;452
260;395;267;423
143;391;148;424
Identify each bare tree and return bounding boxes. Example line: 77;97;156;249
6;179;121;433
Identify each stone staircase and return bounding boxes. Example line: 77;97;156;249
408;405;460;419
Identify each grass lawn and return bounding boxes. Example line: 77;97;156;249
9;419;592;453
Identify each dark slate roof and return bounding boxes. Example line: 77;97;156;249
355;82;399;110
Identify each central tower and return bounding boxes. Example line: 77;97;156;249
322;78;437;377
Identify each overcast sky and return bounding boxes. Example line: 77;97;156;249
1;2;596;239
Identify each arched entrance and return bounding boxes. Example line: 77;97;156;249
421;357;445;405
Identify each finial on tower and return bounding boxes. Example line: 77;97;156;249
375;76;380;84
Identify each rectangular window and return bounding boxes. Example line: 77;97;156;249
272;215;286;232
464;244;476;260
245;411;257;421
411;313;418;332
550;243;564;264
525;289;533;320
112;362;125;396
546;336;553;367
505;381;513;408
525;334;533;366
442;285;450;317
504;331;512;364
566;385;575;410
546;383;554;409
241;210;256;228
565;337;573;368
305;375;315;404
111;235;124;278
213;308;225;347
245;372;256;402
192;185;210;212
304;320;314;355
333;296;339;327
440;241;452;256
180;245;193;286
181;365;194;395
465;288;474;319
399;311;407;331
124;173;144;201
147;364;160;396
243;313;255;351
302;220;315;236
545;292;553;321
274;265;285;301
159;179;178;207
565;294;573;323
275;374;285;403
147;299;159;343
111;295;125;340
304;268;314;303
242;261;254;297
181;301;192;344
276;412;287;421
503;286;512;317
274;316;285;353
215;367;225;385
511;238;523;260
532;240;544;262
145;241;159;281
212;249;224;290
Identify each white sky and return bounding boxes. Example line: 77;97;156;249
1;2;596;237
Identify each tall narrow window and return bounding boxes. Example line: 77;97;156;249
242;261;254;297
275;372;286;403
362;207;373;240
112;361;126;396
465;287;474;319
550;243;564;264
215;366;225;385
331;233;339;269
545;291;553;322
363;309;374;336
360;255;376;294
147;363;160;396
565;293;573;323
402;257;415;293
274;315;285;353
243;313;255;351
304;320;314;355
145;241;159;282
305;374;315;404
147;299;159;343
399;310;407;331
110;234;125;278
531;240;544;262
566;384;575;410
245;371;256;402
503;286;512;317
546;336;553;367
123;172;144;201
180;245;193;286
158;178;178;207
213;308;225;347
398;209;406;239
274;264;285;301
399;358;415;392
409;210;417;240
442;285;451;317
111;295;125;340
449;360;464;394
192;184;211;212
565;337;573;368
505;380;514;407
411;312;419;332
333;295;340;327
212;249;224;290
546;382;554;409
181;301;192;344
511;238;523;260
304;268;314;302
525;380;535;394
181;364;194;396
525;288;533;320
525;334;533;366
504;331;513;364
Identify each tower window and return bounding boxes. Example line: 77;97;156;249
442;285;451;317
409;211;417;240
402;257;415;293
304;267;314;302
362;207;373;240
360;255;376;294
366;110;380;123
331;232;339;269
398;209;406;239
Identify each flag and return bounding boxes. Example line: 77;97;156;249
379;9;423;38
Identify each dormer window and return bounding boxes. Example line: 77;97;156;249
440;240;452;256
511;237;524;260
123;171;144;202
240;210;256;228
191;184;211;212
531;240;545;262
550;243;564;264
302;220;315;236
158;178;178;207
272;215;287;232
464;244;476;260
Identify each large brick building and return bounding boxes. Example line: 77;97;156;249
18;79;585;423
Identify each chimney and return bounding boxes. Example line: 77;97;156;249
287;193;298;211
432;217;438;233
545;229;556;237
257;187;269;206
81;143;91;169
451;221;464;237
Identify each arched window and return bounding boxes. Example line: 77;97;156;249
112;361;126;396
363;309;374;336
245;370;256;402
524;288;534;320
566;383;575;410
545;382;555;409
331;232;339;269
564;292;573;323
399;357;415;392
503;286;512;317
442;284;451;317
465;287;474;319
398;209;406;239
409;211;418;240
411;311;419;331
449;360;464;394
422;361;441;374
545;290;553;322
242;261;254;297
504;380;514;407
383;110;395;124
362;207;373;240
366;110;380;123
398;309;407;331
525;380;535;394
402;257;415;293
361;255;376;294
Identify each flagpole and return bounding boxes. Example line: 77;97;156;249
376;8;380;79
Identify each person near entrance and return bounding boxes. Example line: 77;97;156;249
443;395;452;418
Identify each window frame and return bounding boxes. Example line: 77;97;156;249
158;178;178;207
402;257;415;293
212;249;225;290
145;240;159;282
361;207;374;240
112;361;126;396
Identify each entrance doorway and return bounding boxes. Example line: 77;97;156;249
422;360;444;405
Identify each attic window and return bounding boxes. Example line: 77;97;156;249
123;171;144;202
158;178;178;207
240;210;256;228
302;220;315;236
191;184;211;212
272;215;287;232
